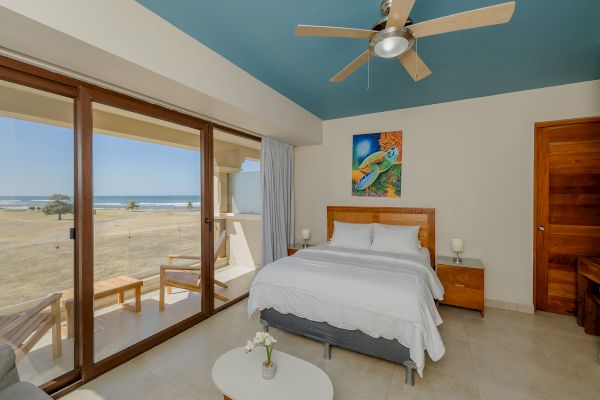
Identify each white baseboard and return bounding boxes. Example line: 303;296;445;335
485;299;534;314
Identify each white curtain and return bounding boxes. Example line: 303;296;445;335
261;137;294;266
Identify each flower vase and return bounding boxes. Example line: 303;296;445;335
262;360;277;380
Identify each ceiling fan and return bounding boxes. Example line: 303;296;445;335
295;0;516;83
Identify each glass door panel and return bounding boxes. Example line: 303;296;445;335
212;129;261;307
0;81;75;385
91;103;203;361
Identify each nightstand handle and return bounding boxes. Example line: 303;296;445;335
454;283;465;289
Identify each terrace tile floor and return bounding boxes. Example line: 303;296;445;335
15;264;256;386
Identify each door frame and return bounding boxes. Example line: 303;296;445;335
533;116;600;311
0;54;260;396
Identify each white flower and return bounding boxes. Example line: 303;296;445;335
244;340;255;353
253;332;265;344
264;334;277;346
245;332;277;350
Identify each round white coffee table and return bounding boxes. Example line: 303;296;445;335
212;347;333;400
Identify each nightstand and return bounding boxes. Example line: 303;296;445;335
436;256;485;317
287;243;313;256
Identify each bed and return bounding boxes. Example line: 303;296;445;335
248;206;444;385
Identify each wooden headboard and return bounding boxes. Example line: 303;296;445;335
327;206;436;265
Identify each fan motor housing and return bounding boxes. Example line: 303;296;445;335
380;0;393;15
373;0;413;31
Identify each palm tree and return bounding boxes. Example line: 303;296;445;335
126;201;139;212
42;194;73;220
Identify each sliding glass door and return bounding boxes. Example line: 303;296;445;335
90;102;206;362
0;81;75;385
0;55;261;394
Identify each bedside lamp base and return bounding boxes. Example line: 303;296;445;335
453;253;463;264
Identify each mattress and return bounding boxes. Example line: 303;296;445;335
248;244;445;375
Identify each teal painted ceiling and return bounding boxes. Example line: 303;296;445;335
138;0;600;120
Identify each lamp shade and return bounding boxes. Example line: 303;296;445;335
301;229;310;240
451;239;464;253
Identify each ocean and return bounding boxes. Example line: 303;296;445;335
0;195;200;210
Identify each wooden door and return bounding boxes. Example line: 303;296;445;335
534;117;600;315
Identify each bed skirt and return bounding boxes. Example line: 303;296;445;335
259;308;417;385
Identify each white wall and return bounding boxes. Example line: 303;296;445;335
295;80;600;312
0;0;322;145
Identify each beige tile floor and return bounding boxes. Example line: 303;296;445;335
63;302;600;400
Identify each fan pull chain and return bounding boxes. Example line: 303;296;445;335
367;49;371;91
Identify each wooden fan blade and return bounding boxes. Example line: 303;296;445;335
295;25;376;39
386;0;416;29
398;48;431;81
408;1;515;38
330;50;370;83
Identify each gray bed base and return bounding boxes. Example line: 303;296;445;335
259;309;417;385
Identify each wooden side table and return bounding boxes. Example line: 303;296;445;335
60;275;143;338
287;243;314;256
436;256;485;317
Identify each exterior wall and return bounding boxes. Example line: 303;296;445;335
229;171;261;215
226;215;262;267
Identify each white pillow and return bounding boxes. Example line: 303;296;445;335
330;221;373;250
370;223;420;255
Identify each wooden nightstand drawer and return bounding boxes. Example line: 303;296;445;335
436;258;485;317
287;248;298;256
442;283;484;310
436;265;483;290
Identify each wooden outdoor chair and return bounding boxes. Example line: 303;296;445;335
0;293;62;362
159;230;230;311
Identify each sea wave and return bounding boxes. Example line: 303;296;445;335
138;202;200;207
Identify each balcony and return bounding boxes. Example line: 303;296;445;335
0;210;260;386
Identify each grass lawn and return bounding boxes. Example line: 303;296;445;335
0;208;202;309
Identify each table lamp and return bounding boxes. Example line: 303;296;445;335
301;229;310;248
451;239;464;264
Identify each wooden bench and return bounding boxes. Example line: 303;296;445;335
60;276;143;338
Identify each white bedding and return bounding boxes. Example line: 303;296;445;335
248;244;445;375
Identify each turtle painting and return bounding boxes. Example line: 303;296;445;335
352;131;402;197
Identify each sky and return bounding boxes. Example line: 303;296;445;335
0;116;259;196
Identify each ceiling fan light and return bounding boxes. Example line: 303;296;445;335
374;36;408;58
370;28;414;59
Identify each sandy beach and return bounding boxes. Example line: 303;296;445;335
0;208;202;309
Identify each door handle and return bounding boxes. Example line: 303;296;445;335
537;226;545;231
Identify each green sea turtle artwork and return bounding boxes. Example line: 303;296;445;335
352;131;402;197
355;146;401;190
